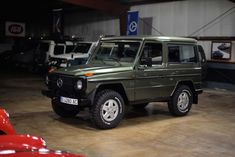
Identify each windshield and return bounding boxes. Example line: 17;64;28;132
71;43;92;54
54;45;65;55
65;45;75;53
89;41;140;65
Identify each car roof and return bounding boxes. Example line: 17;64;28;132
101;36;197;43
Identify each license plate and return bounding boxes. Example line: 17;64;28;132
60;96;78;105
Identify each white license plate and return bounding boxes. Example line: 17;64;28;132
60;96;78;105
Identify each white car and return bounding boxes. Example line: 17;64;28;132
48;42;97;68
36;40;75;65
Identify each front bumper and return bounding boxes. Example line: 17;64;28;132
41;90;91;107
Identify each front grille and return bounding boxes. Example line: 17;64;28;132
49;73;75;91
48;73;85;98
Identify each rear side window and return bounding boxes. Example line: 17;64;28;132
168;44;196;63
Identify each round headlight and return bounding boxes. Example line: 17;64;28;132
75;80;83;90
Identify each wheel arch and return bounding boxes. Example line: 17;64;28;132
92;83;129;106
171;80;198;104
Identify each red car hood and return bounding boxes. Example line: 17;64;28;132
0;135;46;151
0;149;84;157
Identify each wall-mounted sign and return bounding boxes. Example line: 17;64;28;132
52;8;63;36
211;41;231;60
127;11;139;35
5;21;25;37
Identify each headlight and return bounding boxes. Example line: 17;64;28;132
61;59;67;63
75;80;82;90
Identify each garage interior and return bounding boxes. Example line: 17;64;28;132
0;0;235;157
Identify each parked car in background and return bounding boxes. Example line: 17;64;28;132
9;38;39;69
0;107;16;135
48;42;97;70
33;40;75;68
10;39;75;72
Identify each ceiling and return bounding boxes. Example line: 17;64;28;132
0;0;185;15
0;0;234;21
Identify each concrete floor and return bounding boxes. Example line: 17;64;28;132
0;71;235;157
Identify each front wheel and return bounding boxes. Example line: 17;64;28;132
90;90;125;129
52;98;79;118
168;85;193;116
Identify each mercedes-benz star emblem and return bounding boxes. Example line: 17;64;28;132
57;78;63;88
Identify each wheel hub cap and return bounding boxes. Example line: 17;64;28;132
101;99;119;121
177;91;189;111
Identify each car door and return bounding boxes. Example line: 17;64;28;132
134;41;168;101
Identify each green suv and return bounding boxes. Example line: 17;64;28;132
43;36;203;129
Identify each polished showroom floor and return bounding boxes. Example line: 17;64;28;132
0;71;235;157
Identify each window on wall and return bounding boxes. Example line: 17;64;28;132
141;42;162;65
168;44;196;63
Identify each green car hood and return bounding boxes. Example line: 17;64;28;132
53;64;133;76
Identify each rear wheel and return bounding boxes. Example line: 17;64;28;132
90;89;125;129
168;85;193;116
52;98;79;118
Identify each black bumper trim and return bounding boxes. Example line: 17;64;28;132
41;90;91;107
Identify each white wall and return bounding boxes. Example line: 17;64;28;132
64;11;120;41
131;0;235;37
131;0;235;62
64;0;235;61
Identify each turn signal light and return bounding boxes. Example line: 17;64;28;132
84;72;94;77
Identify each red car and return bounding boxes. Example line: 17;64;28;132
0;134;46;151
0;108;16;135
0;107;84;157
0;135;84;157
0;150;84;157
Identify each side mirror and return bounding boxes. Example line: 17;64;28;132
140;57;152;67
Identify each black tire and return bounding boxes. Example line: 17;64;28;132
90;89;125;129
52;98;79;118
168;85;193;116
133;103;148;109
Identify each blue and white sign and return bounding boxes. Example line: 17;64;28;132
127;11;139;35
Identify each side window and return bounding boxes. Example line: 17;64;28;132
141;42;162;65
168;44;196;64
181;45;196;63
168;45;180;63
